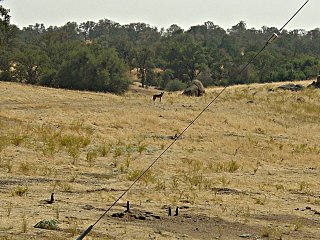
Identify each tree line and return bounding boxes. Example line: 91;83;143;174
1;2;319;93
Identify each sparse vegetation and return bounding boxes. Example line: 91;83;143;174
12;186;28;197
4;201;13;217
209;160;241;173
86;147;99;167
293;220;304;231
137;143;147;155
219;176;231;187
19;161;35;175
10;133;28;147
99;143;111;157
298;181;311;194
59;182;72;192
127;169;156;186
5;158;13;173
0;134;9;155
113;146;123;158
22;215;27;233
255;195;267;205
0;81;320;239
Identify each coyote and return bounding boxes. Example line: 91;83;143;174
153;92;164;102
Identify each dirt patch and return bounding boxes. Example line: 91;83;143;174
109;209;263;239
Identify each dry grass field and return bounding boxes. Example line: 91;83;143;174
0;80;320;240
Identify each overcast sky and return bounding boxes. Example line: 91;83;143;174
2;0;318;31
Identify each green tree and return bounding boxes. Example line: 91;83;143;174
0;0;13;47
0;0;10;30
0;48;11;81
14;45;49;84
79;21;96;40
181;39;207;81
253;50;277;82
55;44;129;93
164;24;184;37
134;46;155;87
96;46;130;93
163;34;207;82
0;1;12;81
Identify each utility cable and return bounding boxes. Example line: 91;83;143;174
76;1;310;239
279;0;309;32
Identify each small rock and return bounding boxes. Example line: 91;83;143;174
278;84;304;91
239;234;252;238
83;204;94;210
34;219;59;230
111;212;125;218
138;215;146;220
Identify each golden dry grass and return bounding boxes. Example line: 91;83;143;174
0;80;320;239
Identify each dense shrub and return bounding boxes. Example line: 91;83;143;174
53;46;130;93
165;79;187;92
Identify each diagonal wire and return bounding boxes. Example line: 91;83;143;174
76;1;310;239
279;0;309;32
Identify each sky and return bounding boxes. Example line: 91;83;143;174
2;0;318;31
